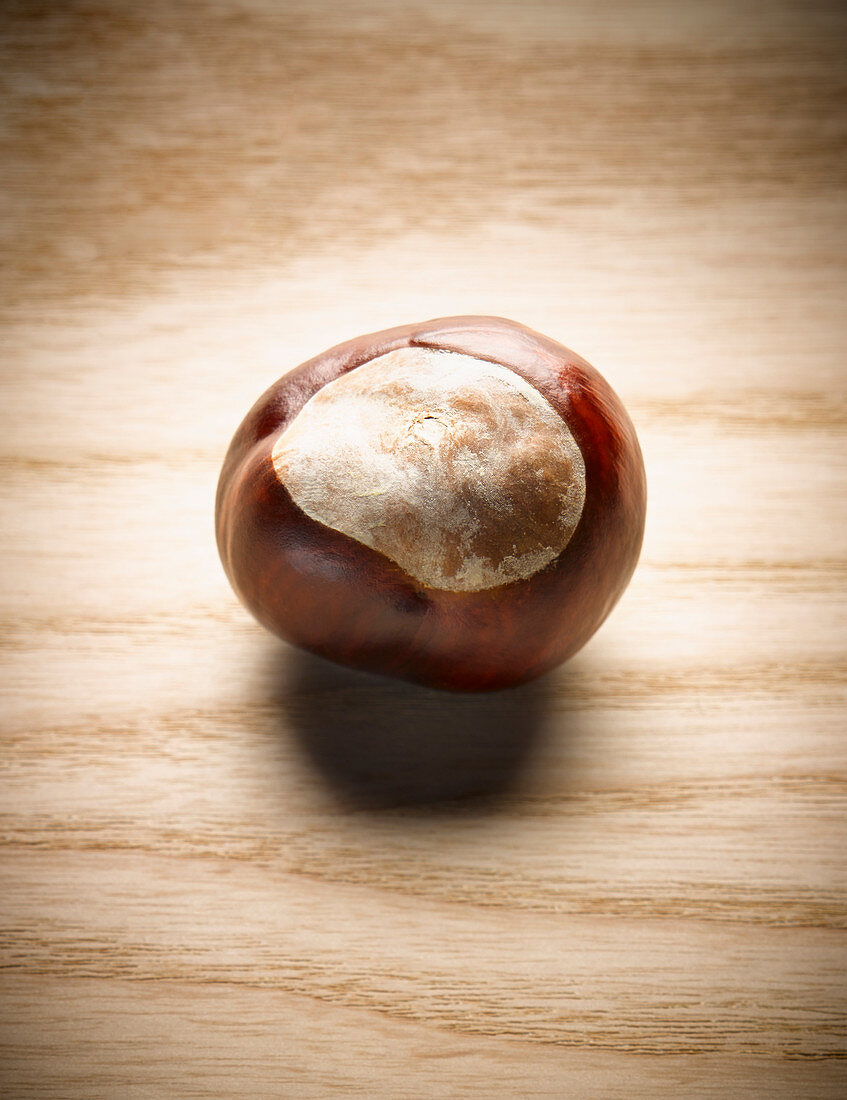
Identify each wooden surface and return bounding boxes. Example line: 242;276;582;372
1;0;846;1095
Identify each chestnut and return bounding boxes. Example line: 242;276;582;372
216;316;646;691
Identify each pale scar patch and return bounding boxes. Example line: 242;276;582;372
272;346;585;592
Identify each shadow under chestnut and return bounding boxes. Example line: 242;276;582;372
267;646;554;811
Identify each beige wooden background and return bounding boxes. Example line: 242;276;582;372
2;0;846;1096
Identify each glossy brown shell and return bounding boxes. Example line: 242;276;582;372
215;316;647;691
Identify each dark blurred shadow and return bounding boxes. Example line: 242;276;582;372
267;646;553;813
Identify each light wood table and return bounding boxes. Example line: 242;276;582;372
2;1;845;1096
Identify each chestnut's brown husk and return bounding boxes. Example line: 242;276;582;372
216;316;646;691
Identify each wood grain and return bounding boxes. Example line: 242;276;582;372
1;0;846;1095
